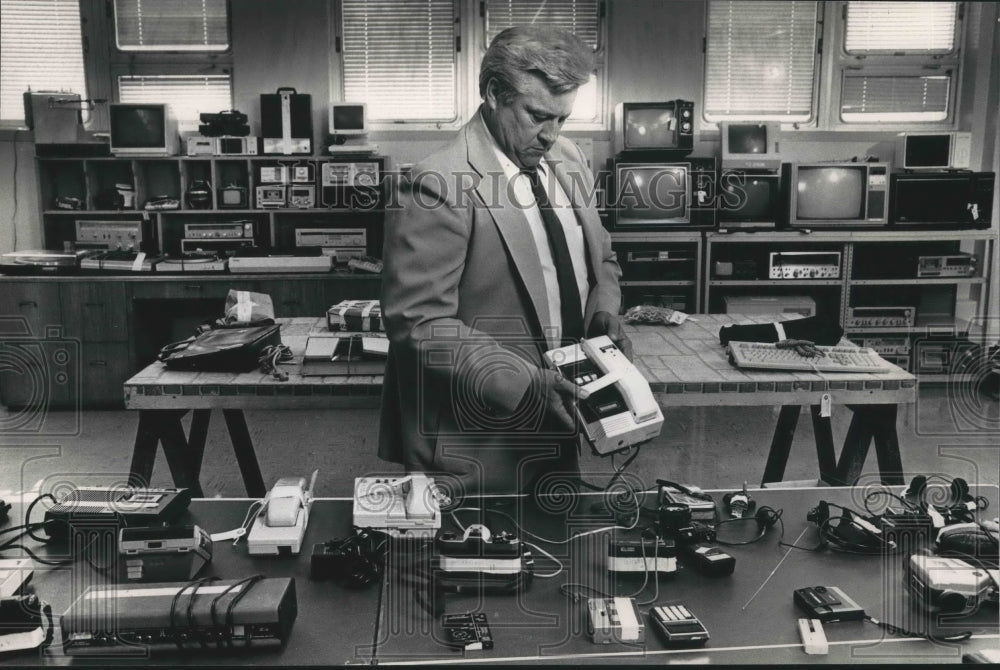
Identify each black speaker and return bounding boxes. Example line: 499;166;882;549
260;87;312;155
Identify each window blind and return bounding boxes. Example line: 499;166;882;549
845;1;957;54
483;0;602;123
118;75;232;127
0;0;87;122
114;0;229;51
840;73;951;122
704;0;819;121
484;0;601;49
341;0;457;122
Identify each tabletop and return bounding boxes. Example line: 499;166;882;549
123;315;917;410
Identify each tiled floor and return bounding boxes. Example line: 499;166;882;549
1;385;996;498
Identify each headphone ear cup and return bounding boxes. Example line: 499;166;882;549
906;475;927;501
755;507;772;529
950;477;970;504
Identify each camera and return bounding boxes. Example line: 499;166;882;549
907;553;994;615
0;320;80;435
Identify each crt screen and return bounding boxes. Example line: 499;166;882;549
893;178;967;222
111;107;165;149
332;105;365;131
617;166;688;221
795;167;865;220
905;135;950;168
720;175;777;221
625;108;677;149
727;125;767;154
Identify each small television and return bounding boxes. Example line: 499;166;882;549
720;122;781;171
109;103;178;156
718;170;780;229
609;157;716;231
613;100;694;156
782;162;890;229
329;103;367;136
896;132;971;170
889;172;994;229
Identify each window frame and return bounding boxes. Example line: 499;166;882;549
111;67;235;130
329;0;468;131
825;0;966;129
701;0;824;127
112;0;232;53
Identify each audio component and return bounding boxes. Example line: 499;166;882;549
793;586;865;622
859;337;910;356
723;295;816;318
43;487;192;543
287;185;316;209
607;538;676;574
914;339;981;376
768;251;841;279
917;253;976;278
156;255;228;273
119;525;212;582
228;255;334;274
650;605;709;647
442;613;493;651
61;578;297;654
184;221;254;239
261;87;312;155
75;220;145;251
186;136;259;156
320;160;383;209
256;185;286;208
258;166;289;184
353;474;441;538
845;306;916;329
80;250;163;272
294;228;366;258
622;249;695;280
186;136;216;156
588;597;644;644
290;164;314;183
180;237;255;255
880;354;910;371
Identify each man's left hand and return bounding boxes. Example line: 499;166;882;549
588;311;634;361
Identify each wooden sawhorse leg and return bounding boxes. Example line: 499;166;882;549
836;404;905;486
222;409;266;498
760;404;858;486
128;409;207;497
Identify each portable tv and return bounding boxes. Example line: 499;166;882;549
781;162;889;229
895;132;971;170
889;171;994;229
109;103;178;156
720;122;781;171
610;157;715;231
329;103;367;136
613;101;694;156
718;170;780;229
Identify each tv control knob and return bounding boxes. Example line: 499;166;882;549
681;109;692;119
681;121;692;132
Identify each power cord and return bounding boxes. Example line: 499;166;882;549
259;344;293;381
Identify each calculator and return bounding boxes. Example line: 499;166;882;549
649;604;709;646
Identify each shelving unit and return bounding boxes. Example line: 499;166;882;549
611;231;703;314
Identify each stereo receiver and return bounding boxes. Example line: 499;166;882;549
768;251;841;279
186;136;259;156
184;221;254;239
75;220;146;251
859;337;910;356
294;228;366;258
845;306;916;329
917;253;976;278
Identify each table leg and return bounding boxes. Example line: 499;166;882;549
128;410;162;488
187;410;212;486
222;409;267;497
128;409;205;497
837;406;876;486
810;406;838;485
868;404;905;485
761;405;801;485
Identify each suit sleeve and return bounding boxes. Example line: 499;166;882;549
381;167;540;419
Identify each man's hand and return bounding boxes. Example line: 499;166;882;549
538;368;581;433
775;339;826;358
588;310;634;361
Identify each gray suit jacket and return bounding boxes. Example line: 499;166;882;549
378;109;622;495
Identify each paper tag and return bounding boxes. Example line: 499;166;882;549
211;527;247;542
236;291;252;323
668;310;690;325
131;251;146;272
820;393;832;418
774;322;787;341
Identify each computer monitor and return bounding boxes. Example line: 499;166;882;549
109;103;178;156
895;132;971;170
613;101;694;156
782;162;889;229
329;103;367;136
720;122;781;170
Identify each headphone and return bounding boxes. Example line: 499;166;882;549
807;501;898;555
903;475;987;524
713;506;783;546
311;529;386;588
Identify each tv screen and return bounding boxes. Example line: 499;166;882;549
720;173;778;222
892;176;968;223
795;166;865;220
616;164;689;223
331;104;366;133
727;125;768;155
110;105;166;149
624;108;677;150
905;135;950;169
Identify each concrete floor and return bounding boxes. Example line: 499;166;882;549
1;385;996;498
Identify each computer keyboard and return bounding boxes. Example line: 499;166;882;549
727;341;894;373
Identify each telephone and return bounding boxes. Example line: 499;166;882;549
247;471;317;556
353;473;442;538
544;335;664;454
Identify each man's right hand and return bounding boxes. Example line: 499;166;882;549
538;368;580;433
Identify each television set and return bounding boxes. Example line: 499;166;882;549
329;103;367;136
720;122;781;171
889;171;994;229
895;132;971;170
781;162;889;229
613;101;694;156
109;103;178;156
609;157;716;231
718;170;780;229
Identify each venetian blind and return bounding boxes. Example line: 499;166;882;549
704;0;819;121
845;1;957;54
118;75;233;127
840;73;951;122
114;0;229;51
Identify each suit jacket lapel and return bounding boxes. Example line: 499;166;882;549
465;111;551;333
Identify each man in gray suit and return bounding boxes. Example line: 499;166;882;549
379;26;630;496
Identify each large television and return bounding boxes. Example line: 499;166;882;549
889;171;994;229
109;103;178;156
720;122;781;171
613;101;694;156
609;157;716;231
718;170;780;229
781;162;889;229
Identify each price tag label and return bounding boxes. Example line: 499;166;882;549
820;393;832;418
